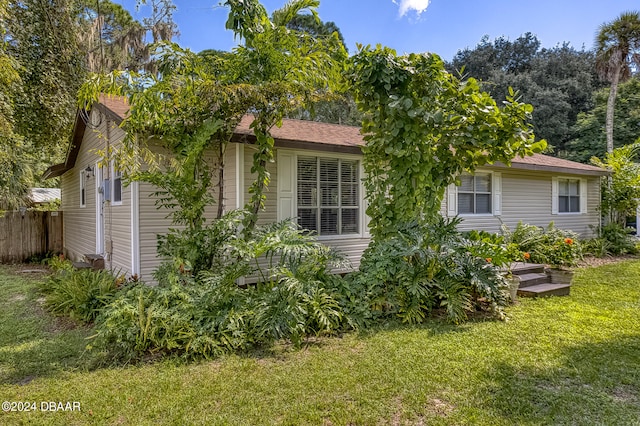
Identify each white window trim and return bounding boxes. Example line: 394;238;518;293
79;170;87;208
277;149;367;240
448;170;502;217
552;176;587;215
111;161;123;206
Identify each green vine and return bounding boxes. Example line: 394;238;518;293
347;45;546;240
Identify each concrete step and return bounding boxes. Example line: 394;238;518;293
83;254;105;270
517;283;571;298
517;272;549;288
510;262;546;275
72;261;92;270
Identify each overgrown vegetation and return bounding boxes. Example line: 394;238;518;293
348;45;546;239
90;214;350;360
3;261;640;424
584;222;639;256
353;217;509;325
502;222;583;268
591;142;640;226
37;257;121;324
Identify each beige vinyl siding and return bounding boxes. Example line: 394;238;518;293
61;111;133;273
99;123;132;275
446;169;601;237
103;166;131;275
61;171;97;261
60;110;104;262
224;143;237;210
137;145;236;283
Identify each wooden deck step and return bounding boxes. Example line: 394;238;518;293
510;262;546;275
517;272;549;288
517;283;571;297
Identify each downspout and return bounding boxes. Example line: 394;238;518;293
106;118;113;271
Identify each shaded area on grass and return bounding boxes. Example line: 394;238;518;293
481;335;640;425
0;266;93;385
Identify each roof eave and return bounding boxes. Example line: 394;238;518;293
42;163;68;180
495;161;609;176
231;133;364;155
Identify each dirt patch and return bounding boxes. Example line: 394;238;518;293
578;255;639;268
611;385;638;403
8;294;26;302
427;398;454;417
1;263;50;275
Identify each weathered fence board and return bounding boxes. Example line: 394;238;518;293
0;211;63;263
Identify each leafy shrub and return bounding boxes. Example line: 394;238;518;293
503;222;582;267
599;222;638;255
45;254;74;273
464;230;525;269
355;217;508;324
582;236;612;258
155;210;247;283
39;269;120;323
92;283;223;359
92;215;351;360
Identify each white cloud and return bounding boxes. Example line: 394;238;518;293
393;0;431;17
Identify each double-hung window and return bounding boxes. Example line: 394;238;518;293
297;156;359;236
112;163;122;205
558;178;580;213
553;177;587;215
457;173;492;214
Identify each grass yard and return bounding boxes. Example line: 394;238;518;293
0;262;639;425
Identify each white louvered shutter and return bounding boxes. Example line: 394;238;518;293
447;183;457;217
551;177;559;215
580;178;587;214
277;151;295;221
492;172;502;216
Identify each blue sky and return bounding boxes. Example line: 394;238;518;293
121;0;640;60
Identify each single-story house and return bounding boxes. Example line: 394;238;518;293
44;96;608;282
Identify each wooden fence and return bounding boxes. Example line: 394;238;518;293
0;211;63;263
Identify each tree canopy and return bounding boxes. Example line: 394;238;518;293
448;33;603;156
565;77;640;163
79;0;347;234
0;0;176;208
595;11;640;154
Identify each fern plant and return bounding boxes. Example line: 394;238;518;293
39;269;119;323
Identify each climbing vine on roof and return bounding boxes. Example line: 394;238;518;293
347;45;546;240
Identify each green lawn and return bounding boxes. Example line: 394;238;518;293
1;262;639;425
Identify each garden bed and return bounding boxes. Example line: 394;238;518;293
1;260;639;424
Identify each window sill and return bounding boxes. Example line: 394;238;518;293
316;233;365;241
111;202;123;207
458;213;496;218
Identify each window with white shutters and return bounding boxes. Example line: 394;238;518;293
457;173;492;214
558;178;580;213
297;156;359;235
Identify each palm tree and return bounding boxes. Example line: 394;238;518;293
595;11;640;154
